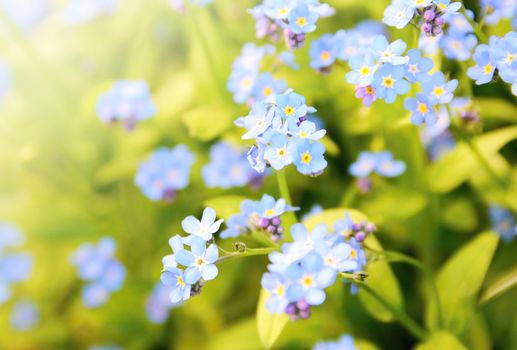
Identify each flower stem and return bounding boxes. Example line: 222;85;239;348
276;169;297;231
371;249;444;328
216;247;278;264
459;3;488;43
359;283;429;340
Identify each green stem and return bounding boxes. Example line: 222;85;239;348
216;247;278;264
372;249;444;328
359;283;428;340
276;169;297;232
460;3;488;43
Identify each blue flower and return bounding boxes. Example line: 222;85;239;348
227;66;258;104
383;3;415;29
96;80;155;130
349;152;378;178
421;72;458;105
202;142;262;189
277;51;300;70
372;64;410;104
181;207;224;242
82;283;110;308
467;45;495;85
264;134;297;170
441;30;477;61
310;34;338;69
220;200;258;239
293;139;327;176
288;120;326;141
288;4;318;34
251;72;287;102
10;300;39;331
247;142;268;173
134;145;195;202
257;194;298;219
405;49;434;83
372;35;409;65
346;55;377;87
160;267;192;304
405;93;437;125
312;334;356;350
404;0;433;8
175;236;219;283
0;60;10;105
434;0;462;14
263;0;293;20
145;283;179;324
261;272;290;313
236;102;276;140
276;91;310;120
375;152;407;177
0;253;32;284
0;223;23;251
489;205;517;241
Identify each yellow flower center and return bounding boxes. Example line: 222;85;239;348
299;131;308;138
507;53;515;63
276;285;285;296
350;249;358;259
438;3;446;9
284;106;295;116
277;147;287;157
321;51;331;61
302;275;314;287
296;17;307;26
241;77;252;88
196;258;205;267
301;152;312;164
417;103;428;114
279;8;288;16
365;86;374;95
452;41;461;49
265;209;275;216
262;86;273;97
360;66;370;76
433;86;445;97
177;276;185;287
483;63;493;74
382;76;394;88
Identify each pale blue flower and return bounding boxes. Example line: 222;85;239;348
372;35;409;65
383;3;415;29
288;4;318;34
293;139;327;176
421;72;458;105
346;55;377;87
10;300;39;331
181;207;224;241
405;93;437;125
175;236;219;283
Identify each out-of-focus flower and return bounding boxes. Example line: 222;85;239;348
10;300;39;331
134;145;195;202
312;334;357;350
62;0;117;25
0;60;10;105
0;0;47;32
349;151;406;178
145;283;179;324
489;205;517;241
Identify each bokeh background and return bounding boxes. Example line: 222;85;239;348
0;0;516;349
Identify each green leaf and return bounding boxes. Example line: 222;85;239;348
204;195;247;220
182;106;234;141
206;317;261;350
256;289;289;349
428;126;517;193
303;208;368;231
477;97;517;122
480;265;517;305
426;232;499;333
358;235;404;322
321;136;340;156
415;331;467;350
356;340;381;350
441;198;479;233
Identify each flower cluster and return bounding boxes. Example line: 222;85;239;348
261;213;373;320
62;0;117;25
70;237;126;308
96;80;156;130
349;150;405;180
480;0;517;27
0;224;33;305
227;43;289;105
248;0;335;49
468;32;517;96
220;194;298;241
10;300;39;331
161;208;224;304
134;145;195;202
202;141;265;189
312;334;356;350
145;283;178;324
420;104;455;161
383;0;462;36
235;90;328;176
489;205;517;242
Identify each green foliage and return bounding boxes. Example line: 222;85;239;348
415;331;467;350
256;289;290;349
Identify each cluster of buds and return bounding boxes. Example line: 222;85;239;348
347;221;376;242
285;299;311;321
284;29;306;50
419;7;445;37
356;177;373;194
258;216;285;242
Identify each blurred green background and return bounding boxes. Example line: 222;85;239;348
0;0;516;349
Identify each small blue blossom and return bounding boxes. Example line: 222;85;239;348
383;3;415;29
405;93;437;125
145;283;179;324
134;145;195;202
276;91;311;120
349;151;406;178
181;207;224;242
288;5;319;34
277;51;300;70
405;49;434;83
310;34;338;70
312;334;357;350
372;63;410;104
467;45;496;85
261;272;290;313
251;72;287;102
421;72;458;105
160;267;191;304
376;152;407;177
405;0;433;8
346;55;377;87
293;140;327;176
434;0;462;14
10;300;39;331
441;30;477;61
349;152;378;178
264;134;297;170
0;0;47;32
481;0;516;25
175;236;219;283
0;223;24;251
96;80;156;130
372;36;409;65
489;205;517;241
288;120;326;141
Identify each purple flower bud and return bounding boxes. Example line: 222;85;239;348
435;16;445;26
296;299;310;311
299;308;311;320
423;10;435;21
267;225;277;234
351;223;361;232
259;218;270;229
285;303;297;315
271;216;281;226
276;226;284;234
357;177;372;194
355;232;366;242
432;25;443;36
365;223;376;233
162;189;177;203
422;23;433;34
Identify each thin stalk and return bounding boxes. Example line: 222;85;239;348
276;169;297;231
459;2;488;43
216;247;278;264
359;283;428;340
372;249;444;328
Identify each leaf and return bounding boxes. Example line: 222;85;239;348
480;265;517;305
182;106;234;141
426;232;499;333
321;136;340;156
477;97;517;122
206;317;261;350
428;126;517;193
256;289;289;349
356;340;381;350
441;198;479;233
204;195;247;220
358;235;404;322
415;331;467;350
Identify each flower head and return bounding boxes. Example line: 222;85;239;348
421;72;458;104
405;93;437;125
181;207;224;242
